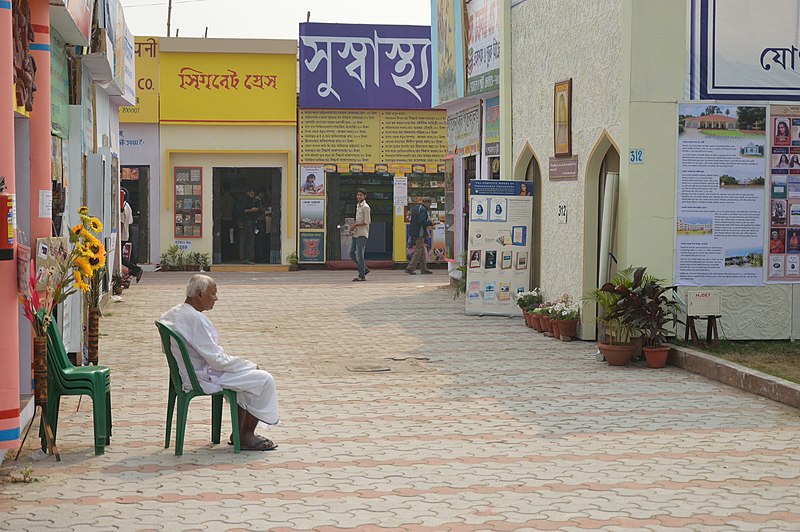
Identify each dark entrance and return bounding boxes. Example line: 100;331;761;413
212;167;282;264
121;165;150;263
326;173;394;260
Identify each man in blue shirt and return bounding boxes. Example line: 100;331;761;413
405;198;438;275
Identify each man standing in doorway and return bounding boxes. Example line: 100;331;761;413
349;188;371;282
242;188;262;265
121;189;143;282
406;198;438;275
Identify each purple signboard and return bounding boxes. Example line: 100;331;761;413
299;23;432;109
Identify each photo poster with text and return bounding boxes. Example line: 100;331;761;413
767;106;800;281
676;104;766;286
465;180;533;317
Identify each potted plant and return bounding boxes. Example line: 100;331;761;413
601;266;681;368
515;288;543;328
287;252;300;271
530;304;548;333
588;267;638;365
551;296;580;341
538;304;555;336
199;252;211;272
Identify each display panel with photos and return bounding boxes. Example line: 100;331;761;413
769;107;800;281
174;166;203;238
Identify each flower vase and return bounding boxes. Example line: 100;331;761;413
87;307;100;365
33;335;48;407
554;319;579;341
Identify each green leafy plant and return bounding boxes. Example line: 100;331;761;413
600;266;682;348
453;252;467;299
584;267;638;345
287;252;300;265
199;253;211;270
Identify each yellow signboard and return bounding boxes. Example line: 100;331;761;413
159;51;296;124
299;109;447;165
120;36;160;123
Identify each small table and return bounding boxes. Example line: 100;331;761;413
685;315;720;348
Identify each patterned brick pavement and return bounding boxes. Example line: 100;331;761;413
2;271;800;531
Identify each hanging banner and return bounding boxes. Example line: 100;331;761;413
50;32;70;138
299;23;432;109
687;0;800;101
447;105;481;156
465;180;534;317
466;0;500;96
431;0;466;106
484;96;500;156
768;104;800;281
676;103;767;286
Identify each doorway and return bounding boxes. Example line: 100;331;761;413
582;133;620;340
326;172;394;260
212;167;282;264
121;165;150;264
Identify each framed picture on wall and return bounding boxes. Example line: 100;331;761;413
554;78;572;157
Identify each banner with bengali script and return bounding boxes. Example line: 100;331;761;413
484;96;500;156
159;52;296;123
687;0;800;101
298;109;446;165
120;36;159;123
299;23;432;109
466;0;500;96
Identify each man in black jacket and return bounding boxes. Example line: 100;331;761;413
405;198;438;275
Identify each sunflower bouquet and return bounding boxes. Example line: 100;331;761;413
19;206;106;335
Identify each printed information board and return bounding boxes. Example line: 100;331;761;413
676;104;766;286
465;180;534;317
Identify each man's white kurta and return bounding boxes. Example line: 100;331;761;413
160;303;279;425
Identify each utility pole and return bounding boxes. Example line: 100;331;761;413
167;0;172;37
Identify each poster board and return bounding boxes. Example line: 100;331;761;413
768;105;800;281
298;165;326;263
465;180;534;317
174;166;203;238
676;103;766;286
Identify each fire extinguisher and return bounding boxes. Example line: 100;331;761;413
0;193;15;261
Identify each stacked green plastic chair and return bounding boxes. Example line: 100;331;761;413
42;315;112;455
155;321;241;455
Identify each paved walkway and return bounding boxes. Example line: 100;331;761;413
2;271;800;531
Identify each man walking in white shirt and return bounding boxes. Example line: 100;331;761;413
349;188;371;282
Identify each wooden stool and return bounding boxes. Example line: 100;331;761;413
685;315;720;348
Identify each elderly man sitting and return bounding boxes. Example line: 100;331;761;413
160;274;279;450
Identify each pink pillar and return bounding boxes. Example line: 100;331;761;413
29;0;51;244
0;0;20;449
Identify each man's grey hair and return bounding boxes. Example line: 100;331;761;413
186;274;215;298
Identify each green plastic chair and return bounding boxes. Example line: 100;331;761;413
42;316;112;456
154;321;241;455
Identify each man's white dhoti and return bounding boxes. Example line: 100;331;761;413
160;303;279;425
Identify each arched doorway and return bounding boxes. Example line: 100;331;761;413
582;132;620;340
514;142;542;289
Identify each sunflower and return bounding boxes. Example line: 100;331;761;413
82;232;104;254
88;251;106;270
71;223;84;236
73;270;91;292
88;217;103;233
78;206;89;216
73;256;92;277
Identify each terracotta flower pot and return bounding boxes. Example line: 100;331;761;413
523;311;533;328
550;319;561;339
531;313;543;332
598;343;637;366
540;315;552;336
643;346;670;368
553;319;579;341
